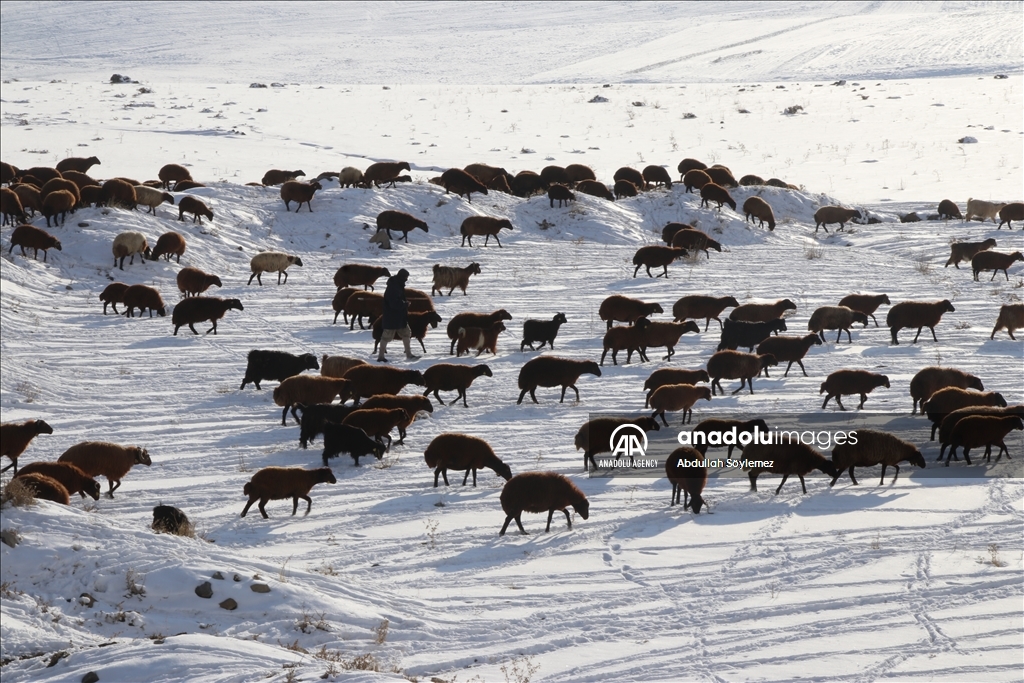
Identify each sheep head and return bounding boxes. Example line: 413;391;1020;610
852;311;870;327
493;460;513;482
135;447;152;466
573;497;590;520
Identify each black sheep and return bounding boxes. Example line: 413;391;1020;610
321;422;386;466
240;350;320;390
297;404;357;449
152;505;191;535
520;313;568;351
717;318;788;352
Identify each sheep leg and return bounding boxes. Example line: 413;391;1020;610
418;338;428;354
911;327;923;343
633;264;641;278
516;388;528;404
281;405;291;426
683;408;692;424
654;410;668;428
433;389;446;406
962;448;973;465
188;322;200;335
663;346;674;361
712;379;722;396
289;404;303;425
835;395;847;411
500;515;527;536
280;270;288;285
531;388;540;404
796;360;807;377
545;509;556;532
828;469;845;487
300;495;313;515
107;479;121;498
494;234;503;248
206;320;218;335
569;385;581;402
240;497;258;517
459;389;469;408
670;483;679;506
763;365;771;378
937;444;948;462
731;378;747;395
858;393;867;410
258;499;270;519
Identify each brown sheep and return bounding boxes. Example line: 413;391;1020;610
643;368;710;408
16;462;101;500
262;169;305;186
487;174;512;193
342;408;409;450
55;156;100;173
601;317;651;365
9;224;61;262
642;165;673;189
666;447;708;511
59;170;99;191
965;198;1007;223
683;169;712;194
745;440;839;494
12;184;41;217
456;322;505;357
40;177;81;207
706;166;738;188
176;267;222;298
972;250;1023;281
334;264;391;291
672;295;739;331
58;442;151;497
122;284;166;318
756;334;823;377
171;296;244;335
406;288;435;313
820;370;890;410
945;238;996;269
575;416;660;471
565;164;597;183
671;228;722;257
632;245;686;278
149;232;186;263
937;405;1024;462
99;282;130;314
499;472;589;535
740;174;765;186
41;190;75;227
447;310;512;354
432;262;481;296
177;195;213;223
613;179;639;199
649;384;712;426
79;185;102;207
688;417;769;458
837;293;891;327
439;167;488;202
707;350;777;395
273;375;353;425
575;180;614;201
517;356;601;404
463;163;509;185
813;206;861;233
991;303;1024;340
947;415;1024;465
742;196;776;230
20;167;62;183
460;216;513;247
280;180;322;212
99;178;137;209
1;419;54;475
730;299;797;323
909;367;984;415
377;209;429;243
343;365;425;405
241;466;336;518
677;158;707;178
613;167;646;190
158;164;192;189
320;355;368;378
643;320;700;360
997;202;1024;229
599;295;663;330
346;291;384;329
364;161;411;188
539;166;571;186
700;183;736;211
170;180;205;191
511;171;548;198
548;184;575;208
937;199;962;220
807;306;870;343
372;310;442;353
12;473;70;505
886;300;955;344
361;394;433;443
923;387;1008;440
249;252;302;286
424;433;511;487
830;430;925;486
0;161;16;185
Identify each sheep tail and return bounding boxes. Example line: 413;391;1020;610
819;383;827;394
458;327;467;338
243;482;252;497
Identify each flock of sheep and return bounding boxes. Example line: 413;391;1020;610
1;152;1023;535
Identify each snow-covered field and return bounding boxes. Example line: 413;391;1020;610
1;2;1022;681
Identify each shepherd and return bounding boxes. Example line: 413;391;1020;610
377;268;420;363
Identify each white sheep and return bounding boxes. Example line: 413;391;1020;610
112;231;150;270
339;167;364;188
133;185;175;216
248;251;303;286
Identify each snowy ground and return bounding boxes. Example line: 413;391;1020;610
1;3;1023;682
